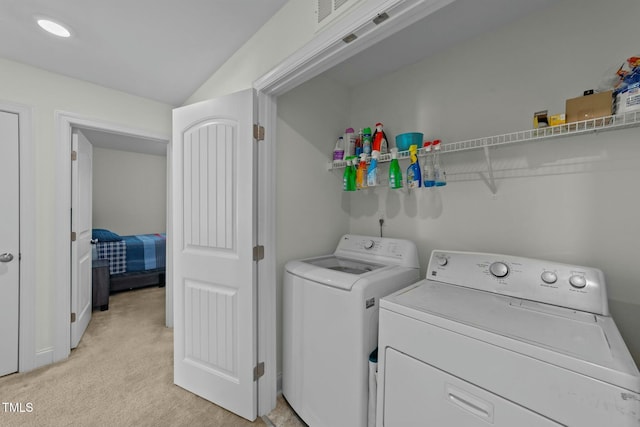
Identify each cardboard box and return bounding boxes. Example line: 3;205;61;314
565;90;613;123
548;113;566;126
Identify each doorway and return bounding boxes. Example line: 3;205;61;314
53;111;170;362
0;110;20;376
0;101;36;375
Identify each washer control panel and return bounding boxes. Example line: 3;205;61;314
334;234;420;269
427;250;608;315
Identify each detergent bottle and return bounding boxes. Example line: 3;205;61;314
356;153;368;190
333;136;345;161
362;127;372;156
367;150;380;187
372;122;389;154
344;128;356;158
355;129;363;157
406;145;421;189
388;148;403;189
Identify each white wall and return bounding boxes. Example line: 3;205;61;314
0;58;172;356
185;1;316;104
92;146;167;235
345;0;640;361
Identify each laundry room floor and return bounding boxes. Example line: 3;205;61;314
264;395;307;427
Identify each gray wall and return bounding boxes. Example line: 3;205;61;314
92;146;167;235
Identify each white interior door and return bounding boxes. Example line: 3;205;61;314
0;110;20;376
172;89;258;421
70;129;93;349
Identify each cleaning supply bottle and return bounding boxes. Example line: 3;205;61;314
333;136;345;161
388;148;403;189
432;140;446;186
355;129;363;157
367;150;380;187
345;128;356;158
362;127;372;156
422;141;435;187
356;153;368;190
406;144;421;189
372;122;389;154
343;156;357;191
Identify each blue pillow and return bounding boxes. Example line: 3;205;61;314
92;229;122;242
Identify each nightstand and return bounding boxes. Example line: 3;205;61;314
92;258;110;311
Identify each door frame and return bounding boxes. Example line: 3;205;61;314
0;101;36;373
53;111;170;362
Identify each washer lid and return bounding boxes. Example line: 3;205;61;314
286;255;391;290
382;280;640;392
305;255;385;274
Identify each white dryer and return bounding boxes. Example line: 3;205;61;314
377;250;640;426
283;234;420;427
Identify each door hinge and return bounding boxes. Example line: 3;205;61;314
253;124;264;141
253;245;264;261
71;312;76;323
71;231;77;242
71;150;77;161
253;362;265;381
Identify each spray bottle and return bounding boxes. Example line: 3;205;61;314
422;141;435;187
343;157;357;191
406;144;421;189
367;150;380;187
432;140;447;186
356;153;368;190
388;148;403;189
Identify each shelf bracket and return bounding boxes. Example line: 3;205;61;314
482;145;497;195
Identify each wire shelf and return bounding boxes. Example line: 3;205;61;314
327;111;640;170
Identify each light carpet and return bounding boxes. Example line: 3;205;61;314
0;286;268;427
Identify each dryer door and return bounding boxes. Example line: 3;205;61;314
382;348;562;426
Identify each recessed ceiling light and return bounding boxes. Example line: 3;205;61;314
36;18;71;38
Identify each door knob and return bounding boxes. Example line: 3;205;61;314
0;253;14;263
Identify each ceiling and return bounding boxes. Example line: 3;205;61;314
2;0;557;156
0;0;287;107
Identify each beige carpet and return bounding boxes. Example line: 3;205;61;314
264;396;306;427
0;286;267;427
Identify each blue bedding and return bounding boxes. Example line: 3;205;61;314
121;233;166;273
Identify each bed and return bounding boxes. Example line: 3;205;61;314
92;229;166;293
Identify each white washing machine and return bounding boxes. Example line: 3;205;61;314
377;250;640;427
283;234;420;427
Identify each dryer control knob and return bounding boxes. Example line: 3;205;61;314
569;275;587;289
489;262;509;278
541;271;557;284
364;240;375;250
436;256;448;266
